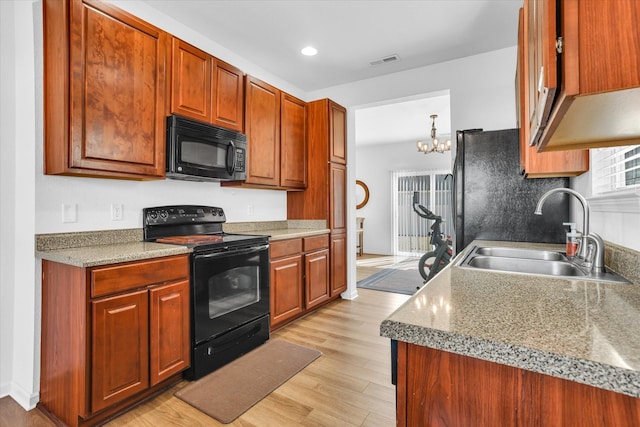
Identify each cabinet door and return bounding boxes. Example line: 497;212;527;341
65;0;168;178
244;76;281;186
149;280;190;386
91;289;149;413
518;4;588;177
329;101;347;164
329;163;347;231
213;59;245;132
330;232;347;296
280;93;307;189
270;254;304;326
305;248;330;309
526;0;557;147
171;38;212;122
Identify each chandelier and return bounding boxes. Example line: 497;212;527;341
416;114;451;154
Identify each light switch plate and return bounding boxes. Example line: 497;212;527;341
62;204;77;223
111;203;123;221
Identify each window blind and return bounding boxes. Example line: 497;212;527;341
591;145;640;195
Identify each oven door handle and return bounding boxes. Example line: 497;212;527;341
193;243;269;260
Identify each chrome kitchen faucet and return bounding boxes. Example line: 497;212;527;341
534;188;605;273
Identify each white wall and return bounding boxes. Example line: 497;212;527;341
308;47;518;137
309;47;518;295
0;0;18;401
573;167;640;252
356;142;452;255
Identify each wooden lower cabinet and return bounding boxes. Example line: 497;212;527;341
40;255;190;426
395;341;640;426
330;232;347;296
270;235;333;330
304;234;330;309
270;252;304;326
91;290;150;413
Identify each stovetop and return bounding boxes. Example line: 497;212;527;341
143;205;268;251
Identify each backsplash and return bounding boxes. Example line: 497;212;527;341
36;228;142;251
605;241;640;284
36;220;328;252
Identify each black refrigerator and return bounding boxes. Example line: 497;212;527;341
453;128;570;253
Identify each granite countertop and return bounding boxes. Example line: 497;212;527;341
380;240;640;398
36;242;191;268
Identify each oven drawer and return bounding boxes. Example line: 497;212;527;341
270;238;302;259
91;255;189;298
303;234;329;252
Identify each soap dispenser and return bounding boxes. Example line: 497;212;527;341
563;222;581;258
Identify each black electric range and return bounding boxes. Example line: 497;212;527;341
143;205;270;379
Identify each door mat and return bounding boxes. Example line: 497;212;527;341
357;268;423;295
175;339;321;424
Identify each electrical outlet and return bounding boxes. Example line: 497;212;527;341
111;203;123;221
247;204;254;216
62;203;77;223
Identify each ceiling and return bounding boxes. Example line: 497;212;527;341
142;0;522;145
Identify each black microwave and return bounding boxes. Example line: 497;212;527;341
166;115;247;182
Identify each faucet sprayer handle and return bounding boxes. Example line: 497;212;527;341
584;232;605;273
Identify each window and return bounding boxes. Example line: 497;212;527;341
589;145;640;213
624;146;640;186
591;145;640;195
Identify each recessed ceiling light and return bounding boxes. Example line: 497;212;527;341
301;46;318;56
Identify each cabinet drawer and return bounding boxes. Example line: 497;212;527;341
270;239;302;259
91;255;189;298
303;234;329;252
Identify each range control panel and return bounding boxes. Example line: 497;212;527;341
144;205;226;226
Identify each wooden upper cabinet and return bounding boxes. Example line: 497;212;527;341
287;98;347;222
213;60;245;132
329;101;347;164
44;0;168;180
528;0;640;151
244;76;281;186
526;0;556;148
517;6;588;177
171;38;213;123
170;39;244;132
280;93;307;189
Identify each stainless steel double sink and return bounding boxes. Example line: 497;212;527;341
457;245;629;284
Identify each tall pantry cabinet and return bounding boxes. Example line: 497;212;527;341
288;99;348;297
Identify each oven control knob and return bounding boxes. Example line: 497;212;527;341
149;211;158;220
159;210;168;220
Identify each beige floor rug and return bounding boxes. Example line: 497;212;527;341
175;339;321;424
357;267;424;295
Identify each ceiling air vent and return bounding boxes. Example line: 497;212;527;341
369;54;400;66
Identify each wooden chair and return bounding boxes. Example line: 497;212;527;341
356;217;365;256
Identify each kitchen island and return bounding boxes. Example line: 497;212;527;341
381;240;640;426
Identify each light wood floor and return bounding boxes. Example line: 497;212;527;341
1;255;410;427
